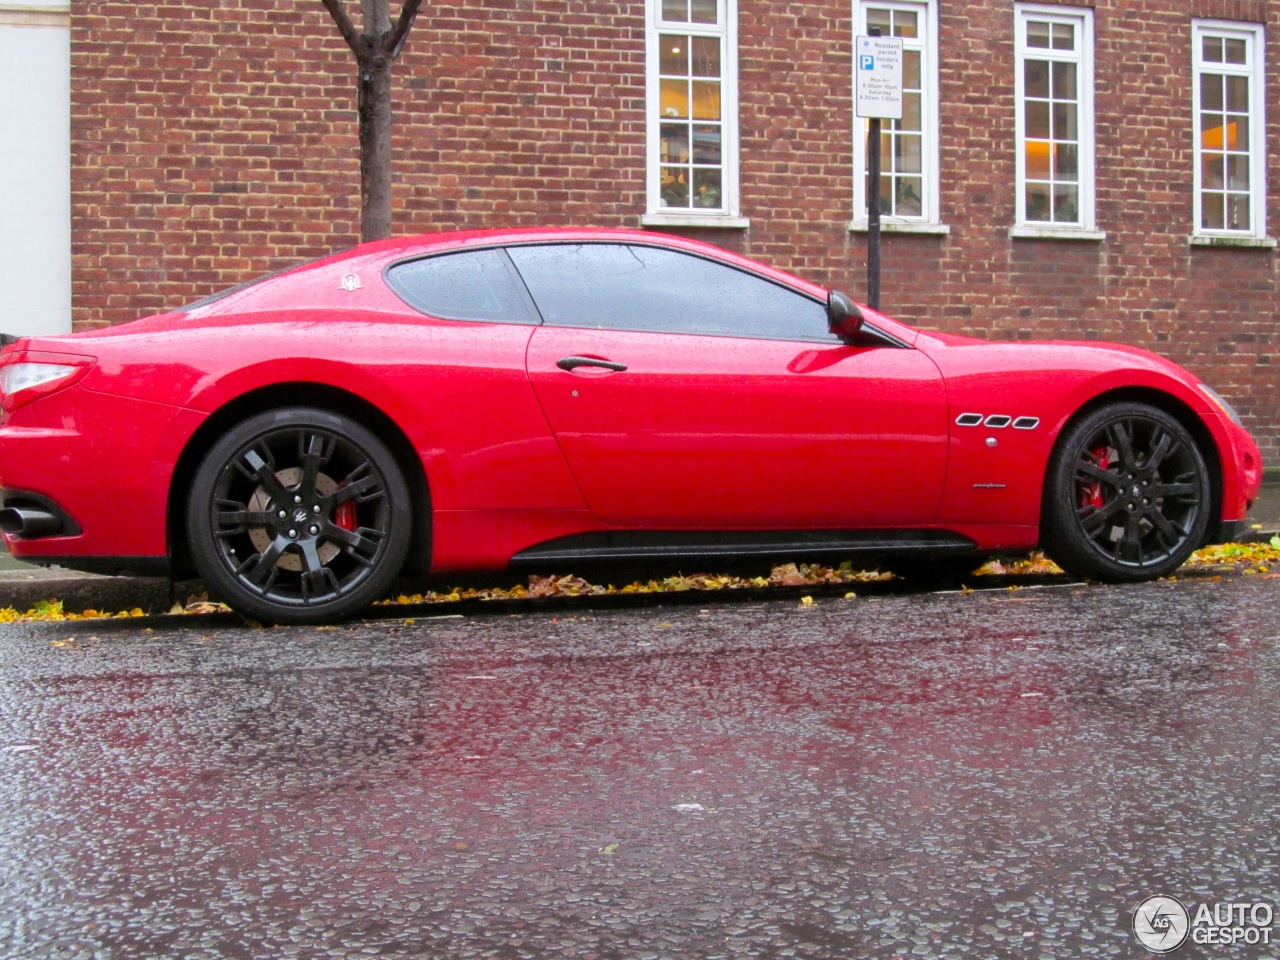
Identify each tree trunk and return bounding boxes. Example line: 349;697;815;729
321;0;421;243
358;54;394;243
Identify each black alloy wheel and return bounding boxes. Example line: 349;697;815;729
1042;402;1211;582
187;408;412;623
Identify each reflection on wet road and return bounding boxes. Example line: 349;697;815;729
2;577;1278;958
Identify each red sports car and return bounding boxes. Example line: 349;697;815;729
0;229;1263;622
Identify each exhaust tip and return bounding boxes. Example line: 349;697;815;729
0;506;64;538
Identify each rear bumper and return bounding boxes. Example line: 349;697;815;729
0;384;202;563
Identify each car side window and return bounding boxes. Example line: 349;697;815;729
385;248;535;323
506;243;837;342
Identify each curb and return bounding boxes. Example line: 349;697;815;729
1;526;1277;617
0;573;207;615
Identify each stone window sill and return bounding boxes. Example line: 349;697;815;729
847;221;951;236
1008;226;1106;242
641;213;750;230
1188;235;1277;250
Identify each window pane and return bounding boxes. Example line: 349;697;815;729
659;35;687;75
1025;142;1051;178
1027;20;1050;48
866;8;892;36
661;168;689;206
660;123;689;163
896;177;923;216
1200;74;1223;110
899;91;921;132
387;250;531;324
1051;61;1076;99
691;80;720;119
660;79;689;117
894;10;918;38
1051;23;1074;51
691;0;716;24
1227;195;1250;229
1224;38;1247;64
1202;36;1224;62
1055;143;1078;180
1201;116;1226;152
691;168;722;207
1201;193;1225;229
1024;60;1049;98
895;134;922;174
691;124;720;163
1025;101;1050;139
904;49;921;89
1201;155;1224;189
1227;155;1250;190
1226;75;1249;112
507;244;832;342
1053;184;1079;222
662;0;685;22
1026;183;1051;221
1230;116;1249;150
1053;102;1077;140
692;36;720;76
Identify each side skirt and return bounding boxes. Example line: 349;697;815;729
510;529;978;568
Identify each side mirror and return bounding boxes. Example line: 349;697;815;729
827;291;865;341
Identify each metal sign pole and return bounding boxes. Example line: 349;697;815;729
868;114;881;311
855;28;902;315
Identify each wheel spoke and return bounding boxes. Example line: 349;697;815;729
235;544;282;592
1075;459;1120;487
329;464;385;506
1147;507;1184;553
212;498;277;537
237;446;290;504
325;524;386;567
1120;513;1146;564
1077;498;1125;536
1105;420;1137;472
297;430;335;497
1150;480;1199;501
1146;427;1180;472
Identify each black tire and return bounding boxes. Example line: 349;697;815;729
1042;402;1211;583
187;407;412;623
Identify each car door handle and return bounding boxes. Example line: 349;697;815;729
556;356;628;373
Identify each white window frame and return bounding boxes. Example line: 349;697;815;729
1012;3;1101;240
1191;20;1270;244
850;0;944;234
642;0;746;229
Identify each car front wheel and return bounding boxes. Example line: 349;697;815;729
187;408;412;623
1042;402;1211;582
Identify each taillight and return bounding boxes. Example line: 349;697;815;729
0;351;95;414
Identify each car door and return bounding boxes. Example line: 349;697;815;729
513;242;950;528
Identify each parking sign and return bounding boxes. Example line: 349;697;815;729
855;35;904;119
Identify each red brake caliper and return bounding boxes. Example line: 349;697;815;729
335;500;357;532
1083;446;1110;509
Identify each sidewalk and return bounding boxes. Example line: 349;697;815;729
2;483;1278;616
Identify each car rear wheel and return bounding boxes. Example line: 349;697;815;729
1042;402;1210;582
187;408;412;623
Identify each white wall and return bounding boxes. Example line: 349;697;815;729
0;2;71;336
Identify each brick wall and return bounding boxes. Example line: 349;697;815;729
71;0;1278;463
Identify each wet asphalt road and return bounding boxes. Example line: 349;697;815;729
1;575;1278;960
